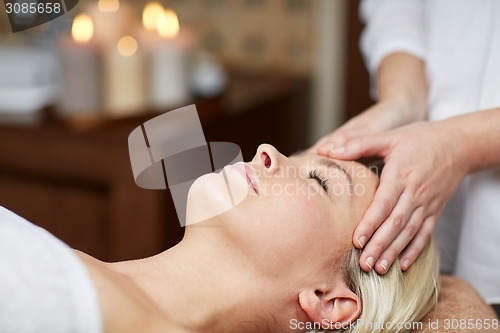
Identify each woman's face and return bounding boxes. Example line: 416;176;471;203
187;144;379;283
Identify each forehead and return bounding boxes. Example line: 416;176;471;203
291;152;359;173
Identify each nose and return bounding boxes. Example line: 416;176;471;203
254;144;285;175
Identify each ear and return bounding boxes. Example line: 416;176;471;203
298;281;361;330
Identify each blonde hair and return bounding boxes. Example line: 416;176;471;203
307;237;439;333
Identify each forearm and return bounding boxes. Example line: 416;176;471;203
443;107;500;174
377;52;428;125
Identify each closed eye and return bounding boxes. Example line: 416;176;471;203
309;170;329;192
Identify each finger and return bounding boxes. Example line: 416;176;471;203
327;129;363;148
399;215;437;271
375;206;424;273
321;134;392;161
356;170;405;271
310;136;330;152
316;129;369;156
358;191;415;274
317;142;336;156
354;166;403;248
316;134;350;156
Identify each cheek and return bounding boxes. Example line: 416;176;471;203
280;194;330;237
230;182;335;263
207;177;347;277
256;179;329;230
268;197;337;275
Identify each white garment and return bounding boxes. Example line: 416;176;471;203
360;0;500;303
0;206;102;333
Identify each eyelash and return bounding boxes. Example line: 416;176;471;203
309;170;329;192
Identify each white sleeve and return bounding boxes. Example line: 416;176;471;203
0;206;102;333
359;0;426;77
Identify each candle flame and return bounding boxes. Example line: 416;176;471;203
143;2;164;31
98;0;119;12
157;9;179;39
117;36;138;57
72;14;94;43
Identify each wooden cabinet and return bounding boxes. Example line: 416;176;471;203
0;75;309;261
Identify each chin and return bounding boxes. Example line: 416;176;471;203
186;169;249;225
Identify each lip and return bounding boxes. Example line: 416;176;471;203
244;163;259;195
228;162;259;195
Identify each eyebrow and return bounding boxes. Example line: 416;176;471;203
289;150;353;185
318;158;353;186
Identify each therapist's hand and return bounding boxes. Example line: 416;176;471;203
309;98;416;153
318;121;467;273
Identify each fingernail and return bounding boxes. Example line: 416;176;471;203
334;146;345;153
366;257;374;269
358;236;366;248
402;259;410;270
380;259;388;272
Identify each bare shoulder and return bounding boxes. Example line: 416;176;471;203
73;250;192;333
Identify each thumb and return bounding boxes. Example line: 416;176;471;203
315;129;360;155
324;134;391;160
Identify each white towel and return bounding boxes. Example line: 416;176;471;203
0;206;102;333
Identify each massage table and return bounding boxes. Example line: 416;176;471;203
415;275;499;333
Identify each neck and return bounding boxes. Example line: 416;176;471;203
108;226;297;332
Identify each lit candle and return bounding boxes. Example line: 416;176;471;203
85;0;136;46
149;8;193;109
58;13;102;117
142;1;164;32
138;1;164;47
103;35;147;116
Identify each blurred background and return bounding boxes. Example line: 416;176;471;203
0;0;372;261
